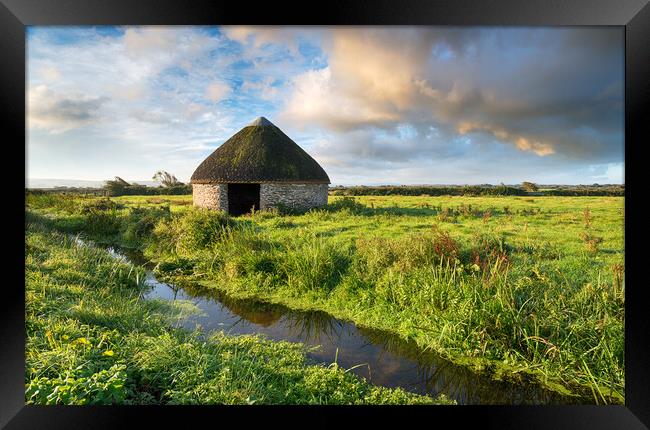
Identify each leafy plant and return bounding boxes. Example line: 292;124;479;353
26;364;129;405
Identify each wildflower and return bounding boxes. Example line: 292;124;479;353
103;350;115;357
45;330;56;347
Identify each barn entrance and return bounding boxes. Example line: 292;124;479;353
228;183;260;215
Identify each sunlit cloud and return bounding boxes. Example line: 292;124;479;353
279;27;622;166
457;122;555;156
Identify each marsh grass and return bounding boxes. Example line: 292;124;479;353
26;192;625;403
25;220;447;405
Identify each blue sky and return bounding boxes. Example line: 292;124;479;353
26;26;624;185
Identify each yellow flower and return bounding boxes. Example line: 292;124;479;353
45;330;56;347
103;350;115;357
62;335;70;340
76;337;91;346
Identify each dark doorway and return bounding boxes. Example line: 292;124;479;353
228;183;260;215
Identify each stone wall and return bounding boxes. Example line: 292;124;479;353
260;183;328;211
193;182;329;212
192;183;228;211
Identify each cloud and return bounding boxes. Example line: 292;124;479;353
456;122;555;156
221;26;282;47
27;26;244;182
281;67;401;131
241;77;281;101
28;27;228;133
123;27;178;57
129;108;170;125
279;27;623;165
28;85;108;133
205;81;231;102
42;66;61;81
26;26;624;185
221;26;321;56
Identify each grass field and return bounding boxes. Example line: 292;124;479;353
26;192;625;403
25;219;449;405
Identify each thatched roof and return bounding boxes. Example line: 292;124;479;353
190;117;330;184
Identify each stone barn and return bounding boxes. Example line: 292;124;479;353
190;117;330;215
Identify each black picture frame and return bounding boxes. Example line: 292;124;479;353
3;0;648;428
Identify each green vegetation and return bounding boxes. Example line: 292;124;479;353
28;183;624;198
26;192;625;404
329;184;624;197
25;218;449;405
103;174;191;196
521;182;539;192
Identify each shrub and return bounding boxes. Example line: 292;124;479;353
121;206;171;246
544;187;624;196
329;184;624;197
521;181;539;192
103;181;191;197
151;208;235;255
79;198;123;214
329;185;527;197
84;211;122;237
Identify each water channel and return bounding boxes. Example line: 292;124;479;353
93;240;588;405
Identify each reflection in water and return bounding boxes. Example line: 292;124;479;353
354;326;581;404
97;243;590;405
182;283;284;328
283;310;345;345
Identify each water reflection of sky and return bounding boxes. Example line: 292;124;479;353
104;243;588;405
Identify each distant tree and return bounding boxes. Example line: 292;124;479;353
521;181;539;192
103;177;132;196
101;173;190;196
113;176;131;185
152;171;182;187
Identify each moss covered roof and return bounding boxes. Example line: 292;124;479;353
190;117;330;184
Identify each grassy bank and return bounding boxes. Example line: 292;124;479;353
25;219;450;405
26;192;625;403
